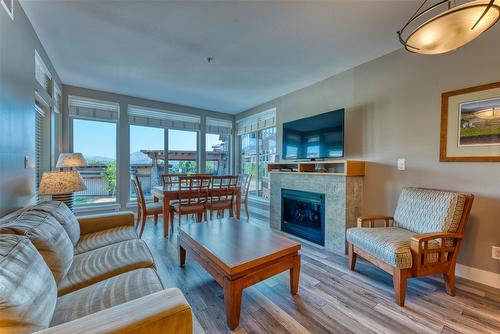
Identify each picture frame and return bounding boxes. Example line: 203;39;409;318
440;81;500;162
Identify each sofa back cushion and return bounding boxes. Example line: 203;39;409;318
0;235;57;333
30;201;80;246
0;210;74;283
394;187;467;234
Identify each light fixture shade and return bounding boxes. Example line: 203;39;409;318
399;0;500;55
56;153;87;168
39;171;87;195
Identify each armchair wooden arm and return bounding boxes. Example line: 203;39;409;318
410;232;464;271
357;215;394;228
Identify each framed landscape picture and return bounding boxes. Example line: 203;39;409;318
440;82;500;162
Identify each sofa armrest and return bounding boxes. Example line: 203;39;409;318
78;211;135;235
357;215;394;228
36;289;192;334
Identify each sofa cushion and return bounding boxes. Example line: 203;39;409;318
30;201;80;246
51;268;163;326
0;235;57;333
0;210;74;283
394;187;467;234
75;225;138;255
58;239;155;295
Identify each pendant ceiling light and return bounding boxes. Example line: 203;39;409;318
398;0;500;54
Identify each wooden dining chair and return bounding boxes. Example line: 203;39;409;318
161;173;186;186
131;175;163;238
239;174;252;219
169;175;211;227
208;175;238;220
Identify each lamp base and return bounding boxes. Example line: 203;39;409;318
51;193;74;211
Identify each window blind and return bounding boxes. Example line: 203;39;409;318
236;108;276;135
35;104;45;203
53;84;62;113
69;95;119;122
128;105;200;131
206;117;233;135
35;51;52;96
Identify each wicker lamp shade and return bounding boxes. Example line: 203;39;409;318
56;153;87;168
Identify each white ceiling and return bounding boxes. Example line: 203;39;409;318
20;0;420;114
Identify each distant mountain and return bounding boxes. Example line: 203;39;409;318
85;156;114;163
130;151;152;164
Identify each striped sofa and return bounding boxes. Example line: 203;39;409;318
0;201;192;334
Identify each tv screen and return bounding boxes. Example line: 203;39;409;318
282;109;344;160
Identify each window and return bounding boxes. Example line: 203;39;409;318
35;104;48;202
35;51;52;96
70;96;119;206
238;109;276;199
206;133;230;175
258;127;276;199
205;117;232;175
168;129;198;173
73;119;117;205
240;132;257;196
130;125;165;201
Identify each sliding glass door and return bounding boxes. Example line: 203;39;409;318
239;127;276;199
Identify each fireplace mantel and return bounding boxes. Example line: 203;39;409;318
269;164;364;254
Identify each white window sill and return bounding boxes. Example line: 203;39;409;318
74;203;122;215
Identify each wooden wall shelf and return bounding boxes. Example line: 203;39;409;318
267;160;365;176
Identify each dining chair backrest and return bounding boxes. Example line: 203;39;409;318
192;173;213;178
131;174;146;213
161;173;187;186
211;175;238;202
178;176;211;205
240;174;252;201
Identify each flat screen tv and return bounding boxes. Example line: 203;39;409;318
282;108;344;160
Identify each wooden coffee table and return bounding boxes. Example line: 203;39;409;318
178;219;301;330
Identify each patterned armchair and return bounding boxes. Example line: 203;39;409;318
346;187;474;306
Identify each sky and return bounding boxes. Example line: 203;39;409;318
73;119;223;159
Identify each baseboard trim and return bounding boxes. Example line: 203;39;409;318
455;264;500;289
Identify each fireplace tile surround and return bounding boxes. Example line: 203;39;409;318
270;173;363;253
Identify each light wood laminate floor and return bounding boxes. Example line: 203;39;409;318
141;216;500;334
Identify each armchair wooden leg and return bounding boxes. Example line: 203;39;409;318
348;243;356;271
153;214;158;225
443;266;456;296
393;269;407;306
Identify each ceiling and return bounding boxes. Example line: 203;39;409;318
20;0;420;114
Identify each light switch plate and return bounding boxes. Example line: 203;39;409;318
397;158;406;171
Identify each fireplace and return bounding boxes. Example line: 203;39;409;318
281;188;325;246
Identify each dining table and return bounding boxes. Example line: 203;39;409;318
151;184;241;237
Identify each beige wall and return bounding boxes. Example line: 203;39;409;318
237;26;500;274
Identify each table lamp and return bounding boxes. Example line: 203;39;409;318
38;170;86;210
56;153;87;170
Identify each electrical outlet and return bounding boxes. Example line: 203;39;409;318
492;246;500;260
397;158;406;171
